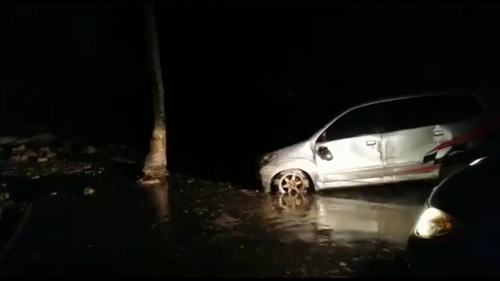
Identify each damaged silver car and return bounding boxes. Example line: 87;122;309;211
260;92;495;194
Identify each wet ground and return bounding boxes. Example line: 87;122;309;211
0;162;435;277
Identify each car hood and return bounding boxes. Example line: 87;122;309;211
272;140;314;160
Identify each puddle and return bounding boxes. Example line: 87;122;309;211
0;171;427;277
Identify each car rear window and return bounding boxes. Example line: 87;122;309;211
420;93;486;123
441;93;486;120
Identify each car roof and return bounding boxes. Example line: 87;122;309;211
357;91;477;109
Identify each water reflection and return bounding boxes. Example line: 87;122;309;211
139;179;423;277
145;178;423;247
261;192;421;245
143;181;170;223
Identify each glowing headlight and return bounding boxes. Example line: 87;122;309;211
415;207;459;239
261;153;277;166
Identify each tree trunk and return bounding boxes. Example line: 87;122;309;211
142;3;167;183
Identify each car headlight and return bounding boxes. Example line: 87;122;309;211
414;207;460;239
261;153;277;166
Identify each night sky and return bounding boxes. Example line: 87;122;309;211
2;4;500;166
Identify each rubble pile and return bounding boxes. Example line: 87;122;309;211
0;134;106;178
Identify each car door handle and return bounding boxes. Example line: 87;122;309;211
366;140;376;146
433;130;444;136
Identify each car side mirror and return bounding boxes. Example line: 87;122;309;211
317;146;333;161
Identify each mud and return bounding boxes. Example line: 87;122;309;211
0;164;434;277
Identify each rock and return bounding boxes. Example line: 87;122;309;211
39;147;50;157
58;146;70;157
0;137;17;146
30;133;57;146
14;138;29;146
84;187;95;195
31;175;40;179
20;155;28;161
37;157;48;163
12;145;26;155
0;136;30;146
29;124;51;134
46;152;56;158
24;150;38;159
9;155;21;162
0;191;9;200
84;146;96;154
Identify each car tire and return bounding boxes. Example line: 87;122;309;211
271;169;312;194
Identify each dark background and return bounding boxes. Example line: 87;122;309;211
1;3;499;176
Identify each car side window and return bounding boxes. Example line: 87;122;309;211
323;104;386;142
384;94;486;133
384;98;435;132
438;94;485;122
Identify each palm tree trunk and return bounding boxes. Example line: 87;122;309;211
142;3;167;182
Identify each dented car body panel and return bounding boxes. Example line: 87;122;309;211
259;92;492;192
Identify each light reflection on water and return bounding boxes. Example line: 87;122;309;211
260;192;422;246
147;176;429;251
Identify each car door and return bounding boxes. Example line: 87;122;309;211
315;103;385;188
382;95;456;181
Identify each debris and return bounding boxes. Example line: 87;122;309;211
84;146;96;154
37;157;48;163
0;191;9;200
84;187;96;195
215;212;239;228
24;150;38;158
13;145;26;155
140;178;161;185
9;155;21;162
30;133;57;145
39;147;50;156
0;136;29;146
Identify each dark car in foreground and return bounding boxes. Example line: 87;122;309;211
407;156;500;277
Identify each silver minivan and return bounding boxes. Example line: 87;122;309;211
259;92;491;194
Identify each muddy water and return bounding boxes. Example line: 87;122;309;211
152;176;430;277
0;170;433;277
259;194;421;245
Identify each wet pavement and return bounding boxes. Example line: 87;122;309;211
0;163;435;277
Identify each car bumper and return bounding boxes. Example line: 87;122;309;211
407;233;500;277
259;165;277;192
